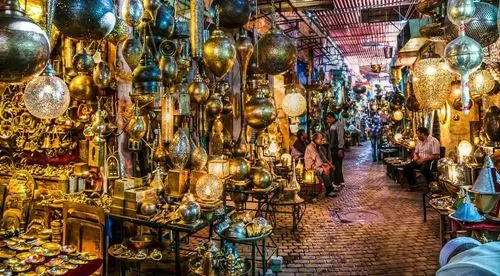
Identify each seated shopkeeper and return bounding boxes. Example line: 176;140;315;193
403;127;440;192
304;132;336;197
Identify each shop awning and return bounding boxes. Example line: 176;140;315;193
394;55;417;67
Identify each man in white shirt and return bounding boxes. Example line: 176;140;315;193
403;127;440;191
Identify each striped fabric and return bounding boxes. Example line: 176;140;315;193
415;135;440;160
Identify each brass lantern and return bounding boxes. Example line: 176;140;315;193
122;0;144;27
469;67;495;99
256;27;297;76
0;0;50;83
413;51;457;110
213;0;250;29
244;95;277;130
203;28;236;78
187;74;210;104
122;38;142;70
54;0;116;40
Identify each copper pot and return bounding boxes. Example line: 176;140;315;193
0;0;50;83
54;0;116;40
256;27;296;76
203;29;236;78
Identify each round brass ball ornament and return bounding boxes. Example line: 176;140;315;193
229;157;251;181
187;74;210;104
54;0;117;41
206;93;223;117
256;27;297;75
121;0;144;27
69;74;97;101
251;167;272;189
107;17;128;45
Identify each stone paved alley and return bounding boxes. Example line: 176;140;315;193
273;144;441;275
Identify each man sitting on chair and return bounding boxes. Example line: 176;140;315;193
305;133;336;197
403;127;440;191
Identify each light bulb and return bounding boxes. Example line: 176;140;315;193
458;140;473;156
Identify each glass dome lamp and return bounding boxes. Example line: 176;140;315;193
458;140;473;162
282;84;307;118
195;174;223;204
24;63;70;119
394;133;403;143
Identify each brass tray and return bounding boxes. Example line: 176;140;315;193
11;262;31;272
26;254;45;264
0;248;16;259
47;266;68;275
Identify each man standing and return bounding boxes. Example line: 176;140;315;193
291;129;308;160
305;133;336;197
403;127;441;191
326;113;345;187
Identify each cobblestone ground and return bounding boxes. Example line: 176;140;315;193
274;144;441;276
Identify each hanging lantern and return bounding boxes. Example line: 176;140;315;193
169;128;191;170
413;52;456;110
213;0;250;29
24;64;70;120
447;0;475;26
203;29;236;78
445;31;483;114
469;68;495;99
282;85;307;118
244;95;277;130
122;38;142;70
69;74;97;101
0;0;50;83
54;0;116;40
206;93;223;117
392;110;404;121
190;0;204;59
187;74;210;104
93;62;111;89
107;17;128;45
446;2;499;48
389;92;405;110
256;27;297;75
452;96;474;111
122;0;144;27
483;106;500;144
132;48;162;103
383;46;394;59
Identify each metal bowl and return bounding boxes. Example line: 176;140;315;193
128;235;155;250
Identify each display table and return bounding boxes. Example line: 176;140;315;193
222;183;279;218
106;208;230;276
268;197;306;232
